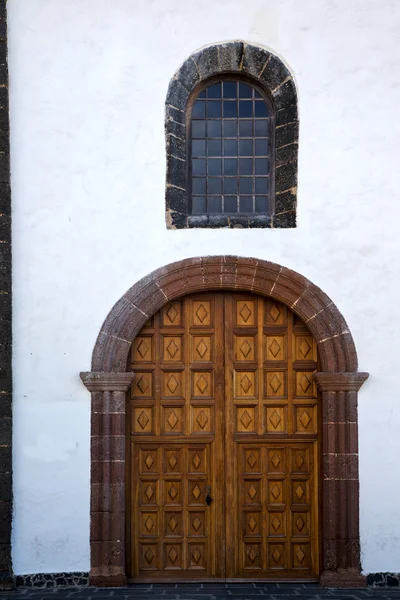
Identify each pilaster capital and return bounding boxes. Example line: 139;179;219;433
313;371;369;392
80;371;135;392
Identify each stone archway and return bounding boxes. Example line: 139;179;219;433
80;256;368;588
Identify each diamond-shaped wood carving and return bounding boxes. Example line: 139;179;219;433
168;454;178;469
248;516;257;532
299;338;311;358
271;516;280;532
296;516;305;532
196;340;208;358
192;516;201;532
240;375;252;394
240;409;252;429
168;547;178;564
167;340;179;358
192;547;201;564
247;546;257;563
145;517;154;531
166;375;179;394
192;485;201;501
247;453;257;469
137;339;149;359
145;485;154;501
271;453;280;468
167;410;179;429
269;374;282;393
295;546;305;564
168;516;178;532
145;548;154;564
166;304;178;323
299;410;311;428
168;485;178;501
192;453;201;469
144;454;154;470
240;304;252;323
269;304;281;322
137;410;149;429
295;452;304;468
269;339;281;358
196;375;208;394
269;410;282;429
272;547;281;563
247;484;257;500
299;374;311;393
240;340;252;358
137;375;149;394
296;484;304;500
271;484;280;500
196;304;208;323
196;410;209;430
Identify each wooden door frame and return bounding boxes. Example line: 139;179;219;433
80;256;369;588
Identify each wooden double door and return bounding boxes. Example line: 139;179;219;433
128;292;320;581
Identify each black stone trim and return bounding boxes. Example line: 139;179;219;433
367;573;400;588
0;2;12;592
15;572;89;588
165;42;299;229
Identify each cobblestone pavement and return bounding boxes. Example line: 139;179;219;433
1;583;400;600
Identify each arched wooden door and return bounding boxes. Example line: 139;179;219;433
127;292;320;581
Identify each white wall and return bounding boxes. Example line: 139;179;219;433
8;0;400;575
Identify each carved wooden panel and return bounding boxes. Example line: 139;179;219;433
129;293;319;581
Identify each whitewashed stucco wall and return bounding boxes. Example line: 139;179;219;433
7;0;400;575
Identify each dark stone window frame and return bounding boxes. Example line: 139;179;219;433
165;42;299;229
187;75;275;220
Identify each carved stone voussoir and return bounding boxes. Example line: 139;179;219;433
313;371;369;392
80;371;135;392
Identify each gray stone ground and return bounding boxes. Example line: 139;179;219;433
1;583;400;600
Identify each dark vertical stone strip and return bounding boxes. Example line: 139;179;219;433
0;2;12;591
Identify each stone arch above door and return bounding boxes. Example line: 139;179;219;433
80;256;368;588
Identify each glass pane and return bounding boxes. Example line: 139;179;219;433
239;100;253;118
255;196;268;212
208;177;222;194
239;120;252;137
239;139;253;156
224;196;238;213
255;158;269;175
224;139;237;156
192;196;206;214
255;177;269;194
208;158;222;176
207;139;222;156
255;138;268;156
192;178;206;194
207;101;222;118
224;158;237;175
239;196;253;212
192;100;206;118
239;158;252;175
192;120;206;138
239;178;252;194
239;82;252;98
223;178;237;194
207;82;221;98
254;89;262;98
223;120;237;137
207;120;222;137
255;120;268;137
255;100;269;117
192;158;206;176
223;101;237;118
192;140;206;156
223;81;237;98
207;196;222;213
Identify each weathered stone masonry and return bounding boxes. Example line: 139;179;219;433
0;1;12;592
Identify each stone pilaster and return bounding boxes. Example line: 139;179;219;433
80;372;135;587
314;372;369;588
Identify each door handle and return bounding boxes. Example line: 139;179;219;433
206;485;213;506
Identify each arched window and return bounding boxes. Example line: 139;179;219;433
165;42;298;229
189;78;272;217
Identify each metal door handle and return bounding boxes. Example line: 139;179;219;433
206;485;213;506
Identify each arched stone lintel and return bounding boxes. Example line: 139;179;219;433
90;256;358;374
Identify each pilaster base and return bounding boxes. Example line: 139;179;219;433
320;568;367;588
89;574;127;587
